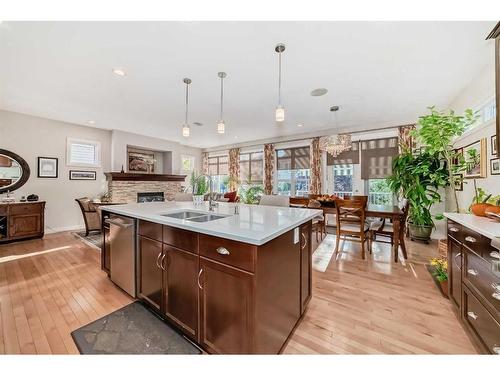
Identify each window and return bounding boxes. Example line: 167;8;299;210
181;155;195;174
276;147;310;196
239;152;263;185
208;155;228;193
366;178;394;205
469;97;496;130
331;164;353;197
67;138;100;167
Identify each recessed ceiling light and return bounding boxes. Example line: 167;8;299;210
112;68;126;77
193;122;203;127
330;106;340;112
87;120;95;124
297;124;304;127
311;88;328;97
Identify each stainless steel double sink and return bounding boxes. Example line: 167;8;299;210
161;210;229;222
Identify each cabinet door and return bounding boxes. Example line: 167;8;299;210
449;237;462;309
300;223;312;314
163;245;199;339
9;214;41;238
138;236;163;311
199;257;254;354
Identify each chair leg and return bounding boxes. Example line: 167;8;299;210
316;227;319;242
400;232;408;259
360;233;366;260
335;231;340;254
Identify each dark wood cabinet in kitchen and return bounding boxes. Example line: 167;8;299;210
300;222;312;313
163;245;199;339
0;202;45;244
138;236;163;311
449;236;462;309
199;256;255;354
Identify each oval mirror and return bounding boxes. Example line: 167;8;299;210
0;149;30;194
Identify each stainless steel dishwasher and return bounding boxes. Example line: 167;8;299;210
106;214;137;297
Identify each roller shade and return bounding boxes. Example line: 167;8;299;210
326;141;360;165
360;137;398;179
276;147;310;170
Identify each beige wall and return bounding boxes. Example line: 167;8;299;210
0;110;111;232
447;59;499;212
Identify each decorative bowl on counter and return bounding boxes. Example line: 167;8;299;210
470;203;493;217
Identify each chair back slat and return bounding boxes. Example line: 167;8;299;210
335;198;367;227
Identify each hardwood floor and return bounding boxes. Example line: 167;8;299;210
0;230;476;354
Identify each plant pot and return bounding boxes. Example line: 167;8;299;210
439;279;449;297
192;195;204;205
408;223;432;243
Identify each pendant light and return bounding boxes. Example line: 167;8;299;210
217;72;227;134
182;78;191;137
275;43;286;122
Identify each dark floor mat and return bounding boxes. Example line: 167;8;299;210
71;301;201;354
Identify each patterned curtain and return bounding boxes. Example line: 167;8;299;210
263;143;275;194
202;152;209;175
228;148;240;192
398;124;416;152
309;137;322;195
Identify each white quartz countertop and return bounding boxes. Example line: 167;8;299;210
444;212;500;239
103;201;323;245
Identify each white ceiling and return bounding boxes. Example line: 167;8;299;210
0;21;495;149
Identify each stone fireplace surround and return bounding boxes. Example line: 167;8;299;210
105;172;186;203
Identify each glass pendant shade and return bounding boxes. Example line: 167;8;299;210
182;124;190;137
217;121;225;134
275;105;285;122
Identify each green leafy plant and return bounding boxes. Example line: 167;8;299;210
387;149;448;227
190;171;209;196
414;106;478;212
430;257;448;282
238;183;264;204
469;186;500;207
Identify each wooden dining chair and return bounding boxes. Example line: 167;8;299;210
334;198;370;259
369;199;410;259
308;199;326;242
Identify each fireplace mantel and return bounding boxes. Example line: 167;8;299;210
105;172;186;182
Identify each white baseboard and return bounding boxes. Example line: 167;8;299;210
45;225;85;234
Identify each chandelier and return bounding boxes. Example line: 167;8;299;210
320;134;352;157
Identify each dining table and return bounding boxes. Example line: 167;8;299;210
290;198;406;262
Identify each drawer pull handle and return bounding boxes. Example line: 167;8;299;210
464;236;477;244
490;251;500;260
493;345;500;354
467;269;478;276
449;227;459;232
467;311;478;320
216;247;230;255
492;282;500;291
197;268;203;290
453;252;462;270
301;232;307;250
160;253;167;271
156;251;163;269
492;292;500;301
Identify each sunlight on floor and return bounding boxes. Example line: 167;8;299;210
0;245;72;264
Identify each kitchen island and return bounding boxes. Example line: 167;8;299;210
101;201;322;354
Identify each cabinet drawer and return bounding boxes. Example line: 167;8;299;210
0;205;7;215
464;248;500;317
10;203;43;215
483;243;500;266
463;286;500;354
462;226;484;254
199;234;256;273
447;221;462;242
163;225;198;254
138;220;162;242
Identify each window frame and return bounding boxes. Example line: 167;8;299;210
239;151;263;185
66;138;101;167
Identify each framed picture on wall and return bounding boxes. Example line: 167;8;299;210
453;174;464;191
69;170;97;180
128;151;156;173
492;135;498;156
463;139;487;179
37;157;58;178
491;158;500;175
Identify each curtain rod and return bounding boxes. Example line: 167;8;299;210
205;123;415;153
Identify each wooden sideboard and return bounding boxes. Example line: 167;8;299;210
0;201;45;243
447;219;500;354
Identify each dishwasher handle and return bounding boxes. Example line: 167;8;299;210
105;218;135;229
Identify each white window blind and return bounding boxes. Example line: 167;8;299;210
67;138;100;167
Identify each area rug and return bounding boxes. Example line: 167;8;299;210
71;301;202;354
312;234;337;272
73;231;103;250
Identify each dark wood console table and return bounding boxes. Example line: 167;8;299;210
0;201;45;243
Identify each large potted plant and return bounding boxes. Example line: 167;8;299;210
387;149;448;242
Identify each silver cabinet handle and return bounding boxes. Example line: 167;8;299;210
449;227;459;232
301;232;307;250
216;247;230;255
156;251;162;269
160;252;167;271
465;236;477;243
493;293;500;301
467;311;478;320
105;218;134;228
197;268;203;290
490;251;500;260
493;345;500;354
467;269;478;276
454;252;462;270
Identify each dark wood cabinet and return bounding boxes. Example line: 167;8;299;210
300;223;312;313
0;202;45;243
138;236;163;311
449;236;462;309
163;245;199;339
199;256;254;354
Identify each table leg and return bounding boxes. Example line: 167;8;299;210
393;215;400;263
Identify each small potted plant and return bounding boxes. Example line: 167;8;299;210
430;257;448;297
190;171;208;205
